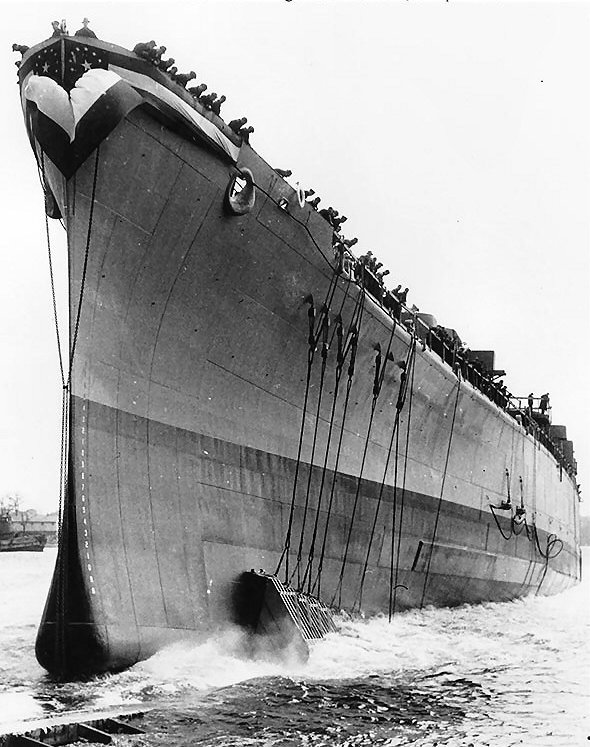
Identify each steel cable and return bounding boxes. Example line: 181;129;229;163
419;379;462;608
391;339;418;617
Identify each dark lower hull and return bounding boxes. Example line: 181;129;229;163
36;397;577;676
17;37;581;678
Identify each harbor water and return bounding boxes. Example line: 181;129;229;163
1;548;588;746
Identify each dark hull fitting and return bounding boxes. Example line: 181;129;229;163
16;35;580;677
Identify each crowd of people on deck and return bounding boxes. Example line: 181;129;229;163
130;35;253;140
33;24;255;142
20;22;572;479
321;234;572;474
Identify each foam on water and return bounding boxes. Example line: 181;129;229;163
114;580;588;689
1;547;589;745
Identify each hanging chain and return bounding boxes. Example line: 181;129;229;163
39;145;101;672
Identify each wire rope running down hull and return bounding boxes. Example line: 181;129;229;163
419;379;462;609
296;283;367;593
299;314;355;593
293;288;366;592
275;259;346;582
41;157;66;389
391;337;418;618
386;337;418;622
330;330;400;610
291;311;331;589
354;334;416;613
37;143;102;678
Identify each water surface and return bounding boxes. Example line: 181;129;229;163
1;548;588;745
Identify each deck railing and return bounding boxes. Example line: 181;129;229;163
342;251;575;477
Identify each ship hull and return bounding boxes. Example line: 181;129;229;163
18;38;580;677
37;396;577;673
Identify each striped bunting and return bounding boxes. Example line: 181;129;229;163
24;69;143;177
23;63;240;178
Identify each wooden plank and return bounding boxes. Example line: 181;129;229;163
100;719;144;735
8;737;47;747
77;725;112;744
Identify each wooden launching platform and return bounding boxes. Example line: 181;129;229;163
0;706;149;747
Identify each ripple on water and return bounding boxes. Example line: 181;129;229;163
1;548;589;745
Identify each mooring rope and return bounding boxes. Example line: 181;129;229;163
388;405;403;622
312;347;356;597
292;312;330;587
331;342;387;608
535;528;564;595
38;145;101;674
40;154;66;388
489;504;514;541
281;274;365;587
354;330;414;611
278;341;315;581
312;287;366;597
391;338;418;617
299;316;346;592
68;146;100;380
276;263;345;581
419;378;462;608
38;153;71;674
387;338;417;621
293;271;361;587
487;473;565;596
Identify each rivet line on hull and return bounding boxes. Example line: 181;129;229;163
80;405;96;594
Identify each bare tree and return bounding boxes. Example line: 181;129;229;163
1;493;22;517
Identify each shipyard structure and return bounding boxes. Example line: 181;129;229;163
15;28;580;677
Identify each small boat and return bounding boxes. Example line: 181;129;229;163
0;509;46;553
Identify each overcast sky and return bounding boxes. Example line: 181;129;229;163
1;0;589;515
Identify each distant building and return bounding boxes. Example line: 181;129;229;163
12;510;58;544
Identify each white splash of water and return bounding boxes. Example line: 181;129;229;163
2;546;588;746
105;572;588;710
